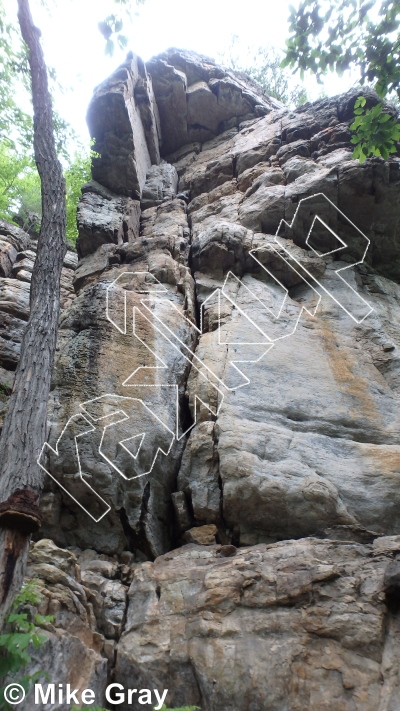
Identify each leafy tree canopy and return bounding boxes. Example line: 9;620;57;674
283;0;400;98
0;140;90;245
0;143;39;224
0;1;95;242
282;0;400;161
0;0;77;161
0;1;32;152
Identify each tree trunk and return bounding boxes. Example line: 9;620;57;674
0;0;66;627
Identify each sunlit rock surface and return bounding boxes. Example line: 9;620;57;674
0;49;400;711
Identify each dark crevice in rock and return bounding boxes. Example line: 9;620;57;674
385;590;400;615
232;152;238;179
0;357;17;372
179;390;194;435
187;214;201;331
384;558;400;613
117;486;154;561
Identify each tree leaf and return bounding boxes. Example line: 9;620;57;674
105;38;115;57
98;21;112;41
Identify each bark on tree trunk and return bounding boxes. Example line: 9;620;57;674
0;0;66;627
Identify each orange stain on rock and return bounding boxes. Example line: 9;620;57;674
319;319;382;429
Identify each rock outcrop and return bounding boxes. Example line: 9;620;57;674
87;53;161;198
0;225;77;401
1;48;400;710
15;535;400;710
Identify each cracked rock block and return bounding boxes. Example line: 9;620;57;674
41;192;197;558
147;48;282;155
171;491;192;532
10;247;77;307
77;180;140;258
80;564;127;639
13;540;110;710
87;54;161;198
4;48;400;711
141;162;178;209
0;220;31;277
183;524;218;545
177;421;221;524
114;538;400;711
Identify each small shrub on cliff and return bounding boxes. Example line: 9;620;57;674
350;95;400;161
0;580;53;710
282;0;400;161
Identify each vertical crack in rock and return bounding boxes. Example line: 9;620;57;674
117;483;154;561
2;48;400;710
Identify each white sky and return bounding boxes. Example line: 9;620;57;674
6;0;359;146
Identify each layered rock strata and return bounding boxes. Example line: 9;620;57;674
0;48;399;711
15;535;400;711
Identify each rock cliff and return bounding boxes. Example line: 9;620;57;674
0;48;400;710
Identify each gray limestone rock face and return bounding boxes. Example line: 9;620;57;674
9;246;76;307
147;48;282;155
0;220;31;277
141;162;178;210
177;421;221;525
3;49;400;711
40;195;197;559
87;54;161;198
0;274;31;369
113;538;400;711
35;70;400;560
76;180;140;258
0;222;76;425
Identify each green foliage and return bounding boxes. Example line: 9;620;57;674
350;96;400;161
282;0;400;160
0;383;10;397
98;0;146;56
155;706;200;711
283;0;400;96
0;139;92;244
218;37;307;108
0;1;81;163
0;581;54;711
64;148;92;244
0;1;33;152
99;14;128;57
0;141;41;225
